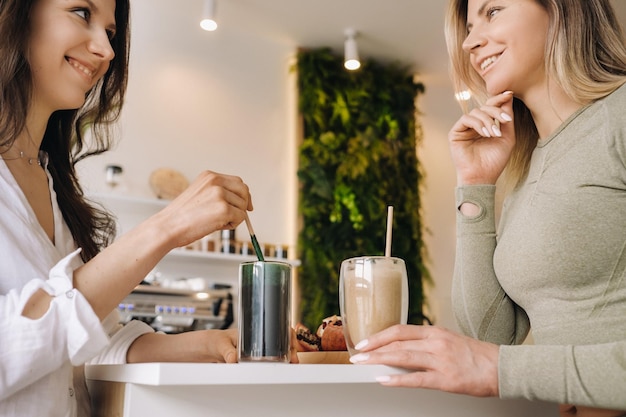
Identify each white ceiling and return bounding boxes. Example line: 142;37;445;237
207;0;445;78
208;0;626;78
216;0;448;75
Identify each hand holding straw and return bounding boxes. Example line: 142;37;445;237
385;206;394;257
245;212;265;262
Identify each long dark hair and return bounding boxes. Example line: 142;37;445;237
0;0;131;261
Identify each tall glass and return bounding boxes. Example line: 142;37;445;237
339;256;408;356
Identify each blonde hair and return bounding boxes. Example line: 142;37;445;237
445;0;626;187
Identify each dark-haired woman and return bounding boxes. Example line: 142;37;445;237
0;1;255;415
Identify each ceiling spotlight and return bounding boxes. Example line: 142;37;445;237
344;28;361;71
200;0;218;32
455;90;472;101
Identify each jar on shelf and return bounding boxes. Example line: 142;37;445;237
263;243;274;258
239;241;252;256
221;230;236;254
274;244;289;259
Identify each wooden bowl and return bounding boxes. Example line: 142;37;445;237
297;351;351;364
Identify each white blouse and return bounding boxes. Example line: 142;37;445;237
0;158;153;417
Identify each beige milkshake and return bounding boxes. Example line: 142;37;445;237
340;256;408;355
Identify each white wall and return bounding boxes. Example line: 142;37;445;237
415;74;460;329
78;0;300;253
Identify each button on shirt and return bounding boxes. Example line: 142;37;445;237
0;160;153;416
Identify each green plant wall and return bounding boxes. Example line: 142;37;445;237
296;48;429;330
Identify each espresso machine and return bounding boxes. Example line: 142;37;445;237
118;283;234;334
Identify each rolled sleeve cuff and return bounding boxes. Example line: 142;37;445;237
499;344;568;403
90;317;155;364
46;249;109;365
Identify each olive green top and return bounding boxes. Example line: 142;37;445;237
452;83;626;409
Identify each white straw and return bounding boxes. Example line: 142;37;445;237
385;206;394;257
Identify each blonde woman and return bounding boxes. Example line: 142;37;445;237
351;1;626;415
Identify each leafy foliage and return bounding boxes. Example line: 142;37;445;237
296;48;429;329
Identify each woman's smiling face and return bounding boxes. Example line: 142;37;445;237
463;0;551;96
27;0;117;113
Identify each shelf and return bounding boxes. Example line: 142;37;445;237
88;192;170;209
167;248;301;267
88;192;302;269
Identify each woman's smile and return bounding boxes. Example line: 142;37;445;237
66;56;97;83
480;53;501;72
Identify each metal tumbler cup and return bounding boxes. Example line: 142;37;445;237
238;261;291;362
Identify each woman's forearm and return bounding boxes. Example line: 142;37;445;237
73;212;175;320
126;330;238;363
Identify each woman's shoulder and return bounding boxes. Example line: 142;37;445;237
600;81;626;107
598;81;626;156
591;81;626;132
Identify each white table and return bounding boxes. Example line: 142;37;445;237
86;362;558;417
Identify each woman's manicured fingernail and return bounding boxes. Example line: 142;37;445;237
350;353;369;363
503;90;513;95
376;375;392;383
481;127;491;137
501;112;512;122
492;125;502;137
354;339;369;350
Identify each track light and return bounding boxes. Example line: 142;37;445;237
200;0;218;32
455;90;472;101
344;28;361;71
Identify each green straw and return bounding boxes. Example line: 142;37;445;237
245;213;265;261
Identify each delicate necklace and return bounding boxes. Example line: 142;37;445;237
1;149;42;166
0;128;42;166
